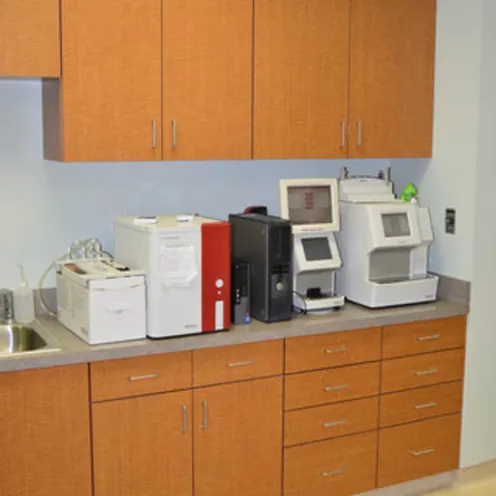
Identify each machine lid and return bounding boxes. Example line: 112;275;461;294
114;214;223;231
339;177;396;203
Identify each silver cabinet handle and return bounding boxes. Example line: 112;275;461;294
325;346;349;355
202;400;208;430
227;360;255;368
340;121;346;149
323;420;348;428
171;119;177;149
357;121;363;148
417;334;441;342
324;384;349;392
128;372;159;382
414;368;438;376
182;403;188;433
322;468;345;477
410;448;435;457
152;119;157;149
414;402;437;410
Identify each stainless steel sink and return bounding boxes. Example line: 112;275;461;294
0;324;60;356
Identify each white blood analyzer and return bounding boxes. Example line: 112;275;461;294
337;169;438;308
280;178;345;312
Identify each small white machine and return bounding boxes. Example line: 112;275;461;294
114;215;231;339
280;178;345;312
337;168;438;308
56;259;146;345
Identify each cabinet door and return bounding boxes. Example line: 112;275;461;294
194;377;283;496
349;0;436;158
0;0;60;77
0;364;92;496
254;0;351;159
57;0;162;161
92;390;193;496
163;0;252;160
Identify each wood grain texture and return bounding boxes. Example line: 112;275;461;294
254;0;351;159
162;0;252;160
55;0;162;161
0;364;92;496
380;381;463;428
194;377;283;496
381;349;465;394
92;390;193;496
0;0;60;77
378;414;461;488
193;340;283;387
285;362;380;411
383;316;466;359
285;326;381;373
285;396;379;447
90;351;192;402
349;0;436;158
284;431;377;496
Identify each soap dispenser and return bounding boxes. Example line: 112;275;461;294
13;264;35;324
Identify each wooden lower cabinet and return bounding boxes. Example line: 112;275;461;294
378;414;461;488
0;364;92;496
92;390;193;496
284;431;377;496
194;377;283;496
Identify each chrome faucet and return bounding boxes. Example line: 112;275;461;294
0;289;14;324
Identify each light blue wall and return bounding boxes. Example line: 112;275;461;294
0;78;394;288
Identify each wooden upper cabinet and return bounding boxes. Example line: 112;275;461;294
254;0;351;159
349;0;436;158
43;0;162;162
162;0;253;160
0;0;60;77
0;364;92;496
194;377;283;496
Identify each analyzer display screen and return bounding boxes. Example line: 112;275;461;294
382;213;411;237
302;237;332;261
287;186;332;225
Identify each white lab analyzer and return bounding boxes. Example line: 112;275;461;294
280;178;345;312
336;168;438;308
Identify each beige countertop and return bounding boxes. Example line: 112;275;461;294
0;300;468;373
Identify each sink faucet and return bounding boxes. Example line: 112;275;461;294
0;289;14;324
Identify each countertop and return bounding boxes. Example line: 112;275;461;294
0;300;468;373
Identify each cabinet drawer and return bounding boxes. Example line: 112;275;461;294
380;381;463;428
383;316;466;359
285;327;381;373
193;340;283;387
285;362;380;411
90;352;192;402
285;396;379;447
378;414;461;488
284;431;377;496
381;349;465;394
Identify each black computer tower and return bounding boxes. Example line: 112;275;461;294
232;261;251;325
229;213;292;323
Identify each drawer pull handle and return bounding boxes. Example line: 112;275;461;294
202;400;208;430
227;360;255;368
415;368;438;377
324;384;349;392
322;468;346;477
417;334;441;342
182;403;188;433
410;448;435;457
325;346;349;354
128;373;160;382
414;402;437;410
323;420;348;428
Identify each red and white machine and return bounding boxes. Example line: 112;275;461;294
114;215;231;338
